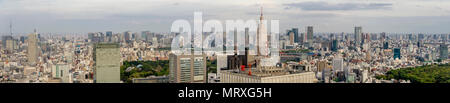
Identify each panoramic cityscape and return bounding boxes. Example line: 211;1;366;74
0;0;449;83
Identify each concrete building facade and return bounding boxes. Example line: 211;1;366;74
93;43;121;83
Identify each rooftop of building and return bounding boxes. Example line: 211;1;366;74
222;65;313;78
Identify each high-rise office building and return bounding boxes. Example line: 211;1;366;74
408;34;414;41
169;53;206;83
2;36;12;49
394;48;401;59
245;27;250;48
6;39;18;51
332;57;343;71
88;32;105;43
383;42;389;49
363;33;370;44
132;33;138;41
418;34;425;41
300;33;305;43
288;30;295;45
106;31;113;37
292;28;299;43
331;40;338;52
284;28;299;44
354;27;362;46
433;34;439;40
106;31;113;42
142;31;152;41
2;36;18;52
380;32;386;42
152;37;159;47
440;44;448;60
124;31;132;43
306;26;313;43
370;33;377;41
27;31;39;66
417;41;422;48
441;34;448;41
93;43;121;83
20;36;26;44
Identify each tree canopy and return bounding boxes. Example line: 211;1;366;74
376;63;450;83
120;60;169;83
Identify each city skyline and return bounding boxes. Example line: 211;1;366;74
0;2;448;84
0;1;446;101
1;0;450;34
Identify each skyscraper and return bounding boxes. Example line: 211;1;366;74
93;43;121;83
394;48;401;60
2;36;12;48
408;34;414;41
142;31;152;41
5;39;18;52
363;33;370;44
2;36;17;52
418;34;424;41
306;26;313;44
245;27;249;48
440;44;448;60
124;31;132;43
441;34;448;41
169;53;206;83
106;31;113;42
106;31;113;37
20;36;26;44
300;33;305;43
288;30;295;45
354;27;362;46
331;40;338;52
292;28;299;43
383;42;389;49
27;31;39;66
257;6;268;56
380;32;386;42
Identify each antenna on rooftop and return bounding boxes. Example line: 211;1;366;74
9;20;13;36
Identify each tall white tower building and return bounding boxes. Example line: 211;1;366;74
257;7;269;56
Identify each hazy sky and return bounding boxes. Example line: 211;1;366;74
0;0;450;35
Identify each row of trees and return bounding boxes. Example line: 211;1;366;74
376;64;450;83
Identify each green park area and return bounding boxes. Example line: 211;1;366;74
376;63;450;83
120;60;217;83
120;60;169;83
